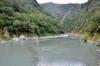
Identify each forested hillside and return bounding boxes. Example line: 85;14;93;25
0;0;63;40
41;3;81;33
0;0;99;40
41;0;100;40
79;0;100;40
41;3;81;20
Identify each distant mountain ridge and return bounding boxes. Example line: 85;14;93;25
41;2;81;20
41;2;81;32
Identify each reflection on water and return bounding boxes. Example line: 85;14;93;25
0;38;98;66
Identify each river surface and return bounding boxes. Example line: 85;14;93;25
0;38;98;66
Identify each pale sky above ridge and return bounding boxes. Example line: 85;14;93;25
37;0;88;4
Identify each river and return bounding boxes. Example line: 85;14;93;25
0;37;98;66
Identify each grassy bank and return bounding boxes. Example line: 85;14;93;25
81;33;100;46
82;33;100;41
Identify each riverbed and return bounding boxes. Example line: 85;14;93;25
0;37;98;66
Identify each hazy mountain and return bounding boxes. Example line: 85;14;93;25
41;2;81;20
40;3;81;33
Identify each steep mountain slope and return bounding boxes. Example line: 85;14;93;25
79;0;100;40
41;2;81;20
41;3;81;33
41;0;100;40
4;0;40;12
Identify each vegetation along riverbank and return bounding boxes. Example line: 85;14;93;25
0;0;64;41
0;0;100;42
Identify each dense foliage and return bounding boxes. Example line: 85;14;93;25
0;0;63;40
79;0;100;40
83;12;100;34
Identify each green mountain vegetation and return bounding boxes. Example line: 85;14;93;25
79;0;100;40
0;0;99;41
41;0;100;40
0;0;63;40
41;3;81;33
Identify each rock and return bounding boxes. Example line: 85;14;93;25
19;35;27;40
13;37;20;41
0;41;6;44
96;39;100;45
97;49;100;52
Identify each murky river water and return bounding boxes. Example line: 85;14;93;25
0;38;98;66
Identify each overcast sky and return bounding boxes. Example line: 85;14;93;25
37;0;88;4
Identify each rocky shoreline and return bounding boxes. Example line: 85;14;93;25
87;39;100;66
93;40;100;66
0;34;100;66
97;48;100;66
0;34;69;44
